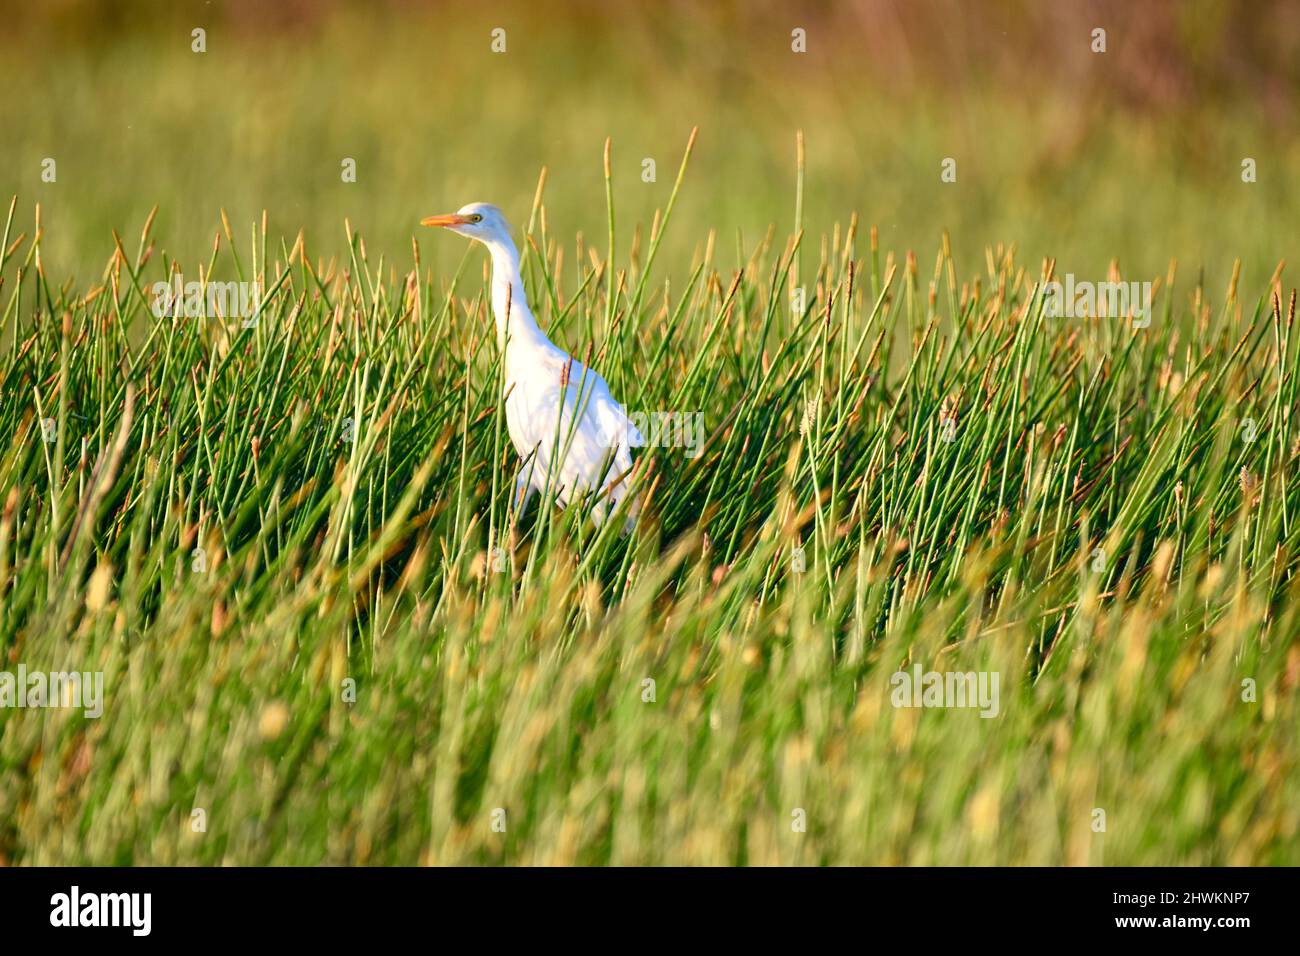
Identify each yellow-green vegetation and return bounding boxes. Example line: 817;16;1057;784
1;1;1298;866
3;2;1296;286
0;166;1297;862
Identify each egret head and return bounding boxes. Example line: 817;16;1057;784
421;202;513;245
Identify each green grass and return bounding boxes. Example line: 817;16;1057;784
1;127;1297;863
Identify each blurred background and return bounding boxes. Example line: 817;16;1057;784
2;0;1297;290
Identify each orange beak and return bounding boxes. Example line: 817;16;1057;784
421;213;473;227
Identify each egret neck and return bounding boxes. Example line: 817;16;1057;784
484;236;546;357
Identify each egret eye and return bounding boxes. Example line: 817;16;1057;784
470;214;483;223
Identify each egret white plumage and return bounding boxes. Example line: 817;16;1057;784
422;202;642;530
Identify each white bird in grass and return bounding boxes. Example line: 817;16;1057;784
422;202;642;530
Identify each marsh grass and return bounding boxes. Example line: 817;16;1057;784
0;133;1298;863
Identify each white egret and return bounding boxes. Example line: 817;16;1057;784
422;202;641;530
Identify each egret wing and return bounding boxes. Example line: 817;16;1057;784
505;356;638;523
